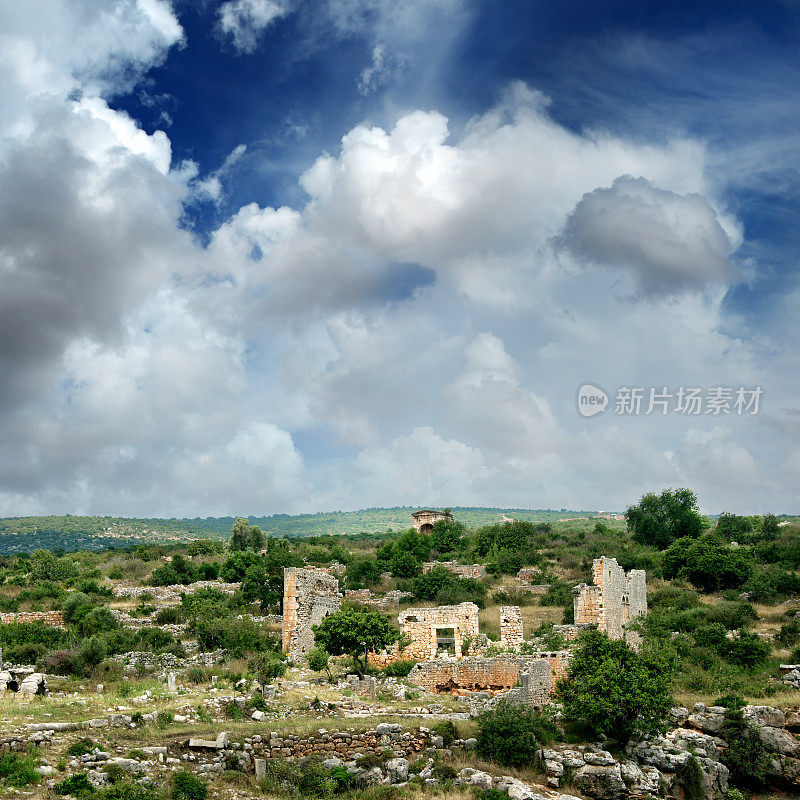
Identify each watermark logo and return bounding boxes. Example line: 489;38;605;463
577;384;609;417
576;385;763;417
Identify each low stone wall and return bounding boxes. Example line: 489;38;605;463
344;589;403;609
111;650;224;672
113;582;239;604
422;562;487;580
0;611;64;627
516;568;542;582
186;723;430;763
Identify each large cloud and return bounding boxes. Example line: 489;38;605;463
559;176;740;296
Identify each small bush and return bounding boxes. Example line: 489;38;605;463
679;755;706;800
54;773;94;797
155;607;182;625
382;660;416;678
185;666;207;685
170;771;208;800
432;720;458;746
477;700;553;767
102;763;127;784
431;763;457;782
721;707;769;785
66;738;96;757
156;711;174;729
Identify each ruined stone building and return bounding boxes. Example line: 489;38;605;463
407;652;569;707
411;509;453;534
282;567;342;659
421;561;487;579
397;602;480;660
572;556;647;642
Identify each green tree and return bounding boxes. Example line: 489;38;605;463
625;488;705;549
229;518;266;552
389;551;421;578
761;514;780;539
313;606;400;675
430;519;465;553
556;630;675;744
345;557;382;588
666;534;754;592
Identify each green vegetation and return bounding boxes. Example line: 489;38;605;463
170;771;208;800
556;630;676;743
476;700;556;767
313;606;401;675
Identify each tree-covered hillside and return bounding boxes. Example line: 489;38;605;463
0;507;608;553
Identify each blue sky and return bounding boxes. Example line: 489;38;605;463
1;0;800;516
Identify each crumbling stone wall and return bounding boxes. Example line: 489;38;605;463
573;556;647;642
397;602;479;660
517;567;542;582
282;567;342;658
408;652;569;701
0;611;64;627
499;606;523;649
114;582;239;604
344;589;403;609
422;562;487;579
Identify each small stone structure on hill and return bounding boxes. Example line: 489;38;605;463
411;509;452;534
572;556;647;644
282;567;342;659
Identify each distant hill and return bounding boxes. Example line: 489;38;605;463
0;506;614;553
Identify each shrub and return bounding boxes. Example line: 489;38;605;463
156;711;174;729
185;665;207;685
170;771;208;800
679;755;706;800
307;648;330;676
155;607;182;625
476;700;551;767
54;773;94;797
66;738;95;757
725;632;771;669
102;763;127;784
432;720;457;746
721;707;769;785
382;660;416;678
39;649;79;676
777;618;800;646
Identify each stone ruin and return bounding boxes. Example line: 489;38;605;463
0;611;65;627
282;567;342;659
421;561;487;579
572;556;647;644
0;668;47;697
408;652;569;707
499;606;524;649
397;602;480;660
411;508;452;534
